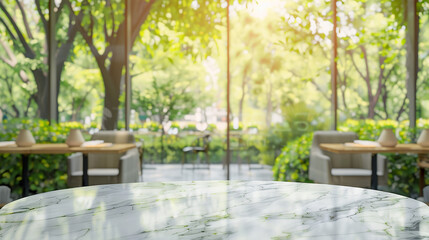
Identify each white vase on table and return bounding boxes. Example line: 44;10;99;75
377;129;397;147
66;129;84;147
15;129;36;147
418;129;429;147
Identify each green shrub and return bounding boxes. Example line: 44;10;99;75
229;122;243;131
273;119;429;197
141;134;224;164
130;123;143;131
117;121;126;130
143;121;161;132
207;124;217;132
247;124;259;129
170;122;180;130
59;121;85;130
136;133;264;165
256;123;293;165
273;133;313;182
89;122;99;129
183;123;197;131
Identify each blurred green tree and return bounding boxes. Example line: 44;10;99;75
71;0;242;129
132;56;206;163
0;0;84;119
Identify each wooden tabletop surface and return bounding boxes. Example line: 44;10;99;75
0;143;136;154
320;143;429;154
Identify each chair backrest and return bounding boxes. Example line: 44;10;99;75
88;131;135;168
91;131;135;143
0;186;11;204
311;131;358;168
230;134;247;150
201;134;210;150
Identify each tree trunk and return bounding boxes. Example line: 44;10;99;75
31;54;69;121
32;68;50;119
381;85;388;119
97;0;155;129
337;70;348;112
160;127;165;164
55;13;82;121
238;76;246;122
266;81;273;127
102;85;121;130
238;63;250;122
100;50;124;129
368;100;376;119
1;2;82;121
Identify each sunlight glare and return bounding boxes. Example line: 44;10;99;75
232;0;285;19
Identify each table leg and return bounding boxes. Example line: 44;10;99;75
22;154;29;197
418;154;426;197
82;154;88;186
371;154;378;190
420;167;425;197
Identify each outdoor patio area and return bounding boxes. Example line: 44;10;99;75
142;164;274;182
1;0;429;238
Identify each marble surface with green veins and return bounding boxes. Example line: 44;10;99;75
1;181;428;239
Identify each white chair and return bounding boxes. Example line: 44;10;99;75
67;131;141;187
0;186;11;208
309;131;387;188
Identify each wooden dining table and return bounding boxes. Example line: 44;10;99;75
320;143;429;194
0;143;136;197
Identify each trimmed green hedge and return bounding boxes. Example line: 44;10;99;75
273;119;429;197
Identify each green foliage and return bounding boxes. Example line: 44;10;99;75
144;0;250;60
2;0;429;132
273;119;429;197
131;53;208;133
170;122;180;129
257;124;291;166
229;122;244;131
59;62;102;123
338;119;413;143
143;121;162;132
89;122;99;129
117;121;125;130
281;102;329;140
140;133;263;165
183;124;197;131
273;133;313;182
207;124;217;132
1;119;86;143
133;78;197;127
0;0;86;120
129;123;144;131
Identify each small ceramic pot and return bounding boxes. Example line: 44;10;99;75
15;129;36;147
417;129;429;147
66;129;84;147
377;128;397;147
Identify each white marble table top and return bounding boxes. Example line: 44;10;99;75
1;181;428;239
